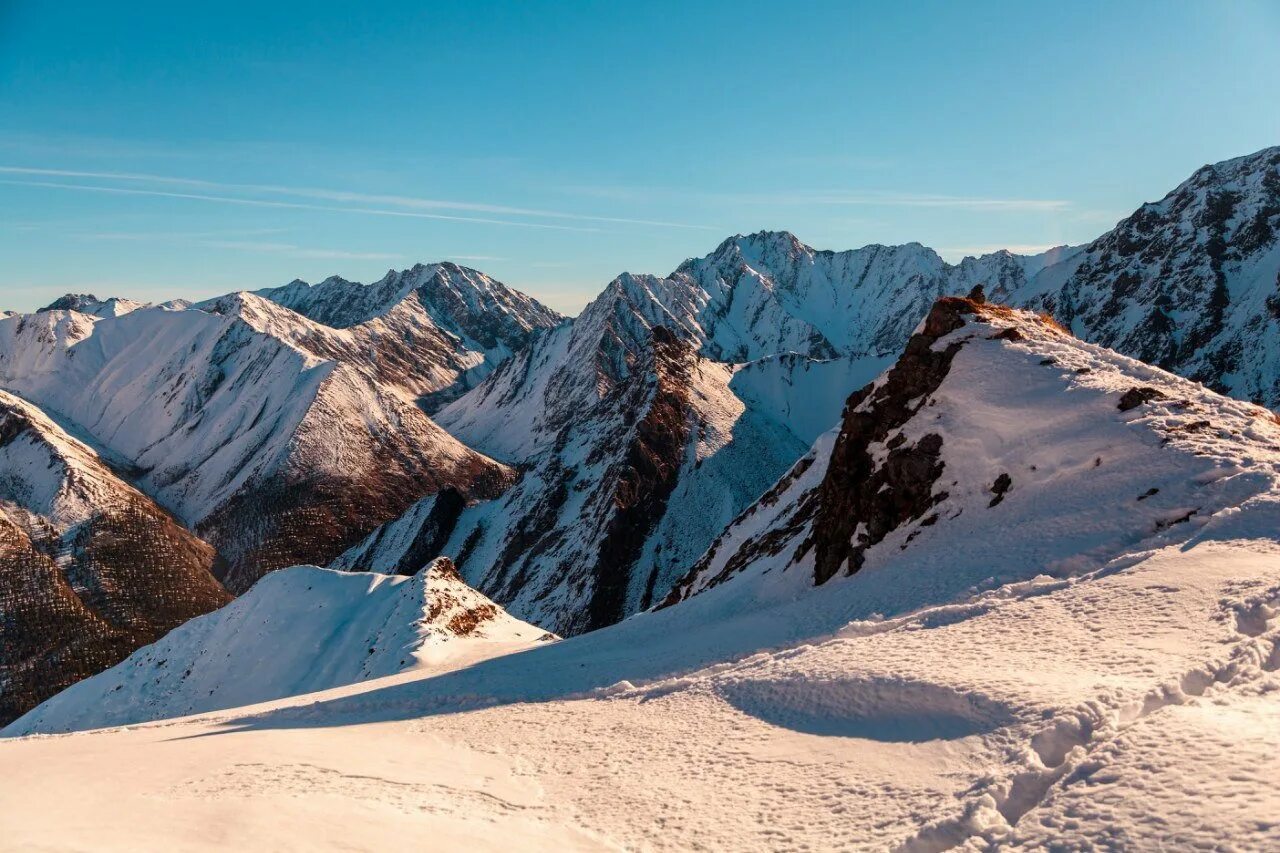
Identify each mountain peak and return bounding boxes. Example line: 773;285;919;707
37;293;145;319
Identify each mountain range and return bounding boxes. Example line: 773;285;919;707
7;279;1278;850
0;145;1278;731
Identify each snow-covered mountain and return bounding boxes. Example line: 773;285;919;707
342;148;1279;635
1024;146;1280;407
7;557;553;734
0;389;230;724
344;275;860;634
0;303;515;593
666;293;1280;607
249;262;563;408
6;296;1276;848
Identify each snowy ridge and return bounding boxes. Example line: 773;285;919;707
666;294;1280;607
7;557;553;734
38;293;147;319
250;261;562;408
0;302;514;593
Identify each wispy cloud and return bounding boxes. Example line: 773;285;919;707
84;227;290;241
559;184;1069;213
0;166;722;231
75;228;401;261
803;192;1069;212
0;178;604;232
197;240;404;261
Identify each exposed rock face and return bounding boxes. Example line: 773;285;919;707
329;488;467;577
0;391;230;724
583;326;694;629
1024;147;1280;406
807;298;978;584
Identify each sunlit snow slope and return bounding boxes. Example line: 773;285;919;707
9;557;551;733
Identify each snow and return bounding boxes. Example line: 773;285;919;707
2;149;1279;848
2;515;1276;849
4;299;1279;849
0;301;512;590
37;293;147;318
8;558;551;734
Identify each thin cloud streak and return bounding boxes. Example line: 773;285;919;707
84;227;291;241
806;193;1069;211
197;240;404;260
0;179;602;232
0;166;722;231
559;184;1070;213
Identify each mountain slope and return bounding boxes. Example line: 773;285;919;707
666;294;1280;607
7;557;552;734
1024;146;1280;407
0;304;514;593
0;390;230;724
3;299;1279;850
344;278;820;634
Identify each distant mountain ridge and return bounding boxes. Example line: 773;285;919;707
250;261;563;409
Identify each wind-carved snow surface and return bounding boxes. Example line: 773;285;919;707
4;299;1279;849
9;557;552;734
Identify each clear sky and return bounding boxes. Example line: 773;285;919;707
2;1;1278;315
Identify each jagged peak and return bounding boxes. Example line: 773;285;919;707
36;293;145;319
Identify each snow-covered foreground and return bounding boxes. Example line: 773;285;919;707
6;299;1280;849
3;528;1278;849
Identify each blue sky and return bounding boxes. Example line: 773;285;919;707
2;1;1278;315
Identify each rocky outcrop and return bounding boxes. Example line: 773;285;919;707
807;297;980;584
